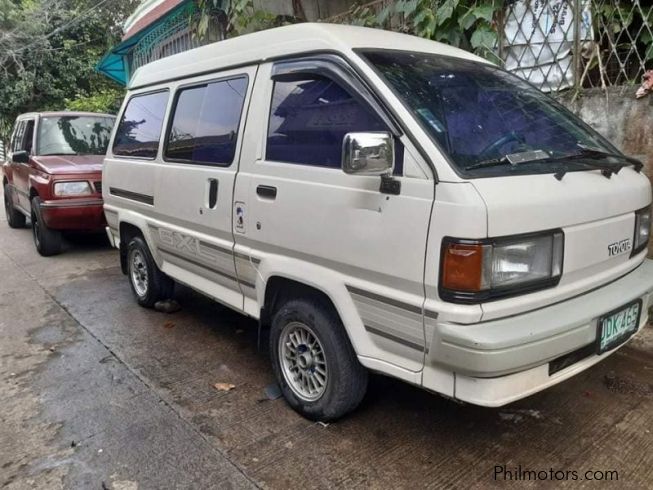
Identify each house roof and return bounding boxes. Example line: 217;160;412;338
96;0;192;86
129;22;489;90
123;0;187;41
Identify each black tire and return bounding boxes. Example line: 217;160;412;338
31;197;62;256
126;235;174;308
3;184;26;228
270;297;368;421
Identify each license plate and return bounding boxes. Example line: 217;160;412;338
596;300;641;354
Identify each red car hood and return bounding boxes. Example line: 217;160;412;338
33;155;104;174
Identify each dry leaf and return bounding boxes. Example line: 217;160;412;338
163;321;175;329
213;382;236;392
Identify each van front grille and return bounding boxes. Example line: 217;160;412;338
549;343;595;376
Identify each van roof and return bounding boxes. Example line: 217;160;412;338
129;22;489;90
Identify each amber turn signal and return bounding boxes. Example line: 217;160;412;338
441;242;486;292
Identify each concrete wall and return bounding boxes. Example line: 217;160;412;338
560;88;653;256
559;87;653;178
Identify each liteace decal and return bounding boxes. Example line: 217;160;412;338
607;238;632;257
158;228;221;263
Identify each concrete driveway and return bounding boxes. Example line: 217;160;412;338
1;186;653;489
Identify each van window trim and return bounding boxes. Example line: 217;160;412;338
127;49;437;182
263;56;404;173
112;88;171;161
161;73;250;168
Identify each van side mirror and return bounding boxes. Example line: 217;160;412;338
342;132;394;176
12;150;29;164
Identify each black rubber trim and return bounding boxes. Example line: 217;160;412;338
347;285;422;315
364;325;426;353
109;187;154;206
424;309;439;320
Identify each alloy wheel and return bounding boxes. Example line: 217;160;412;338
279;321;328;401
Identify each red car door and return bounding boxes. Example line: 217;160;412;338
12;118;35;211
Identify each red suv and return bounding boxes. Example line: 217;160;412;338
2;112;115;255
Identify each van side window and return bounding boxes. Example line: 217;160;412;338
165;77;247;166
266;77;386;168
113;91;169;159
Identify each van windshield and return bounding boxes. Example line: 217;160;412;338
37;115;115;156
362;50;617;177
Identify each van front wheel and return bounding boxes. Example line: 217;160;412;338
270;298;368;421
126;236;174;307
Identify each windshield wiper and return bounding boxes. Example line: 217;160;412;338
569;145;644;171
550;146;644;181
465;146;643;181
464;150;551;171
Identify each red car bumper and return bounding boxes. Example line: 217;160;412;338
39;198;106;231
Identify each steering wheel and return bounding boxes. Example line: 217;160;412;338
478;131;525;160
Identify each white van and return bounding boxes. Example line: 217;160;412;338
103;23;653;420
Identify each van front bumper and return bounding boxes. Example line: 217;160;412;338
429;259;653;406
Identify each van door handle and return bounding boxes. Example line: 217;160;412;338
256;185;277;199
208;179;219;209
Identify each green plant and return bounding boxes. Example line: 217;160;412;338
346;0;503;62
64;88;124;114
195;0;280;40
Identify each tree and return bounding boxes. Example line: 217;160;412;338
0;0;138;145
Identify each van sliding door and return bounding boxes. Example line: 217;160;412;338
152;66;256;312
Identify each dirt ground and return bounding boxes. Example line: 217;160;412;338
1;185;653;489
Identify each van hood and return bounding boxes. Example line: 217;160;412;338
33;155;104;175
472;168;652;321
471;168;651;236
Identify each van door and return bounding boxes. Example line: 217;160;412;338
153;68;255;311
234;59;434;372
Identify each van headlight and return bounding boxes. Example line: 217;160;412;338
53;181;92;197
440;231;564;303
633;206;651;256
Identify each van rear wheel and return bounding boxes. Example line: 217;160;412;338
126;235;174;307
4;184;26;228
270;297;368;421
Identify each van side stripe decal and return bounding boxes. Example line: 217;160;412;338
160;247;256;289
109;187;154;206
424;309;439;320
346;285;422;315
364;325;427;353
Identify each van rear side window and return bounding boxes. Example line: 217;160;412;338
165;77;248;166
113;90;169;159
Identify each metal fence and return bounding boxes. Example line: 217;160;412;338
131;2;224;75
329;0;653;93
